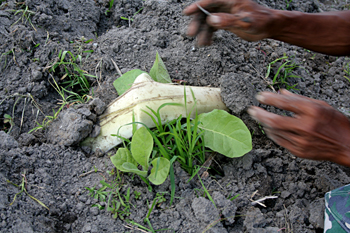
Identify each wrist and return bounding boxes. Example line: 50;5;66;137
267;9;304;40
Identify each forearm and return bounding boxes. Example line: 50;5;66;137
269;10;350;56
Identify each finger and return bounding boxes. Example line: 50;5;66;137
256;90;319;115
187;13;206;36
280;89;331;107
267;132;306;158
247;106;298;130
264;128;294;147
196;24;215;46
184;2;201;15
264;128;309;158
265;128;303;148
184;0;232;15
207;13;251;31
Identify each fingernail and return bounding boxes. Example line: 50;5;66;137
255;94;265;103
209;15;221;25
247;108;257;120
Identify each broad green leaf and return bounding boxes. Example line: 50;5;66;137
149;52;171;83
122;162;147;177
198;109;252;158
148;157;170;185
110;148;137;172
131;127;153;170
113;69;147;95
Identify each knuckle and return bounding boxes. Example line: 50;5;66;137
262;115;278;128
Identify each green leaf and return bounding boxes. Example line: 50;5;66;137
230;194;240;201
198;109;252;158
113;69;147;95
92;204;105;210
108;0;115;10
149;52;171;83
122;162;147;177
131;127;153;171
287;74;302;78
110;148;137;172
169;164;175;205
273;62;288;84
148;157;170;185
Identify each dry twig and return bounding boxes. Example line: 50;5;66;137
78;170;103;178
123;224;148;233
111;58;122;76
250;190;278;207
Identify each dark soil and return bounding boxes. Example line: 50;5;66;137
1;0;350;232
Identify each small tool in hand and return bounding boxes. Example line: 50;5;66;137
196;3;211;16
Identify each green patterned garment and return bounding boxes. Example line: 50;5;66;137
325;184;350;232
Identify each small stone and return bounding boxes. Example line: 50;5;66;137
89;98;106;115
64;224;71;231
90;207;99;216
244;208;268;230
83;223;92;232
31;69;43;82
213;192;237;224
309;198;324;229
0;131;18;150
76;202;84;212
17;133;36;146
1;220;6;228
192;197;219;223
78;195;88;203
89;125;100;138
281;191;291;199
46;108;93;146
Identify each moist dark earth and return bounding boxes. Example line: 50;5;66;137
1;0;350;232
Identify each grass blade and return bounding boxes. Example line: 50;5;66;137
197;174;216;208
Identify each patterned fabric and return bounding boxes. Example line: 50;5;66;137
324;184;350;233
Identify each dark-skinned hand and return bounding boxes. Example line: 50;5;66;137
184;0;350;55
183;0;277;46
247;90;350;167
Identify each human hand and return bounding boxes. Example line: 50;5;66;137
247;90;350;167
183;0;277;46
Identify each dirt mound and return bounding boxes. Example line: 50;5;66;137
1;0;350;232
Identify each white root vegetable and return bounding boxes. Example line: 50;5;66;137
81;73;228;152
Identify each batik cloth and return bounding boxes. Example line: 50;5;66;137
324;184;350;233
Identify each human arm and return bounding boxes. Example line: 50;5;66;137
184;0;350;56
270;10;350;56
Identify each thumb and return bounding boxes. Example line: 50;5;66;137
207;13;251;30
